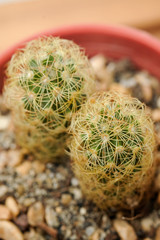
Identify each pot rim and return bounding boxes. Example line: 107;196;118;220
0;24;160;63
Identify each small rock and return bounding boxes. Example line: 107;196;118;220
14;214;28;231
0;116;10;130
71;177;79;187
101;215;111;229
0;151;8;169
55;206;62;214
71;188;82;200
17;185;25;196
90;54;107;72
142;85;153;103
155;226;160;240
141;217;154;232
0;205;12;220
24;228;45;240
7;150;23;167
23;198;36;207
61;194;72;206
80;207;86;215
45;205;60;227
0;220;23;240
85;226;95;237
32;160;45;174
27;201;44;226
109;83;130;95
0;185;8;199
16;161;32;175
113;219;137;240
5;196;20;217
89;229;102;240
152;109;160;122
135;72;153;102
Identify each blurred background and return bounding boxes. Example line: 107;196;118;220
0;0;160;53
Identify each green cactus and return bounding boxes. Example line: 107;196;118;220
4;36;95;161
69;91;156;209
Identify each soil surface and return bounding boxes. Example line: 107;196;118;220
0;55;160;240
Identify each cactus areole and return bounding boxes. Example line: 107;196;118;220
70;91;156;209
3;37;95;161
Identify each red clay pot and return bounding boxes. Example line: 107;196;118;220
0;25;160;92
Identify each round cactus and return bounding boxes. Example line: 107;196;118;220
69;91;156;209
4;36;95;161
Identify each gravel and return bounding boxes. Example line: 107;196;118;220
0;56;160;239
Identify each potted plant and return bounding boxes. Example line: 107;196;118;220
0;25;160;239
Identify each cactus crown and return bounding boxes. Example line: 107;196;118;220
5;37;95;130
4;36;95;161
70;91;155;209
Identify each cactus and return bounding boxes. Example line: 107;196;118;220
69;91;156;209
4;36;95;161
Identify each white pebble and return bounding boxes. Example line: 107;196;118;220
71;177;79;187
85;226;95;236
80;207;86;215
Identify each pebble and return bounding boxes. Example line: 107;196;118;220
80;207;87;215
32;160;45;174
23;198;36;207
55;206;62;214
152;109;160;122
14;214;28;231
85;226;95;237
155;226;160;240
24;228;45;240
0;220;23;240
90;54;107;72
5;196;20;217
71;177;79;187
45;205;60;227
0;151;8;169
109;83;130;95
7;150;23;167
141;217;154;232
0;185;8;199
0;116;10;130
16;161;32;176
71;188;82;200
61;194;72;206
89;229;102;240
113;219;137;240
27;201;44;226
101;215;111;229
0;204;12;220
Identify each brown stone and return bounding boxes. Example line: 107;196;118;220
152;109;160;122
16;161;32;176
155;226;160;240
113;219;137;240
0;151;8;169
5;196;20;217
0;220;23;240
0;205;12;220
7;150;23;167
32;160;45;174
27;201;44;226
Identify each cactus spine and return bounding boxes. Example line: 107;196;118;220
4;36;95;161
69;91;156;209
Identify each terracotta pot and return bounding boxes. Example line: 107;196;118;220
0;25;160;92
